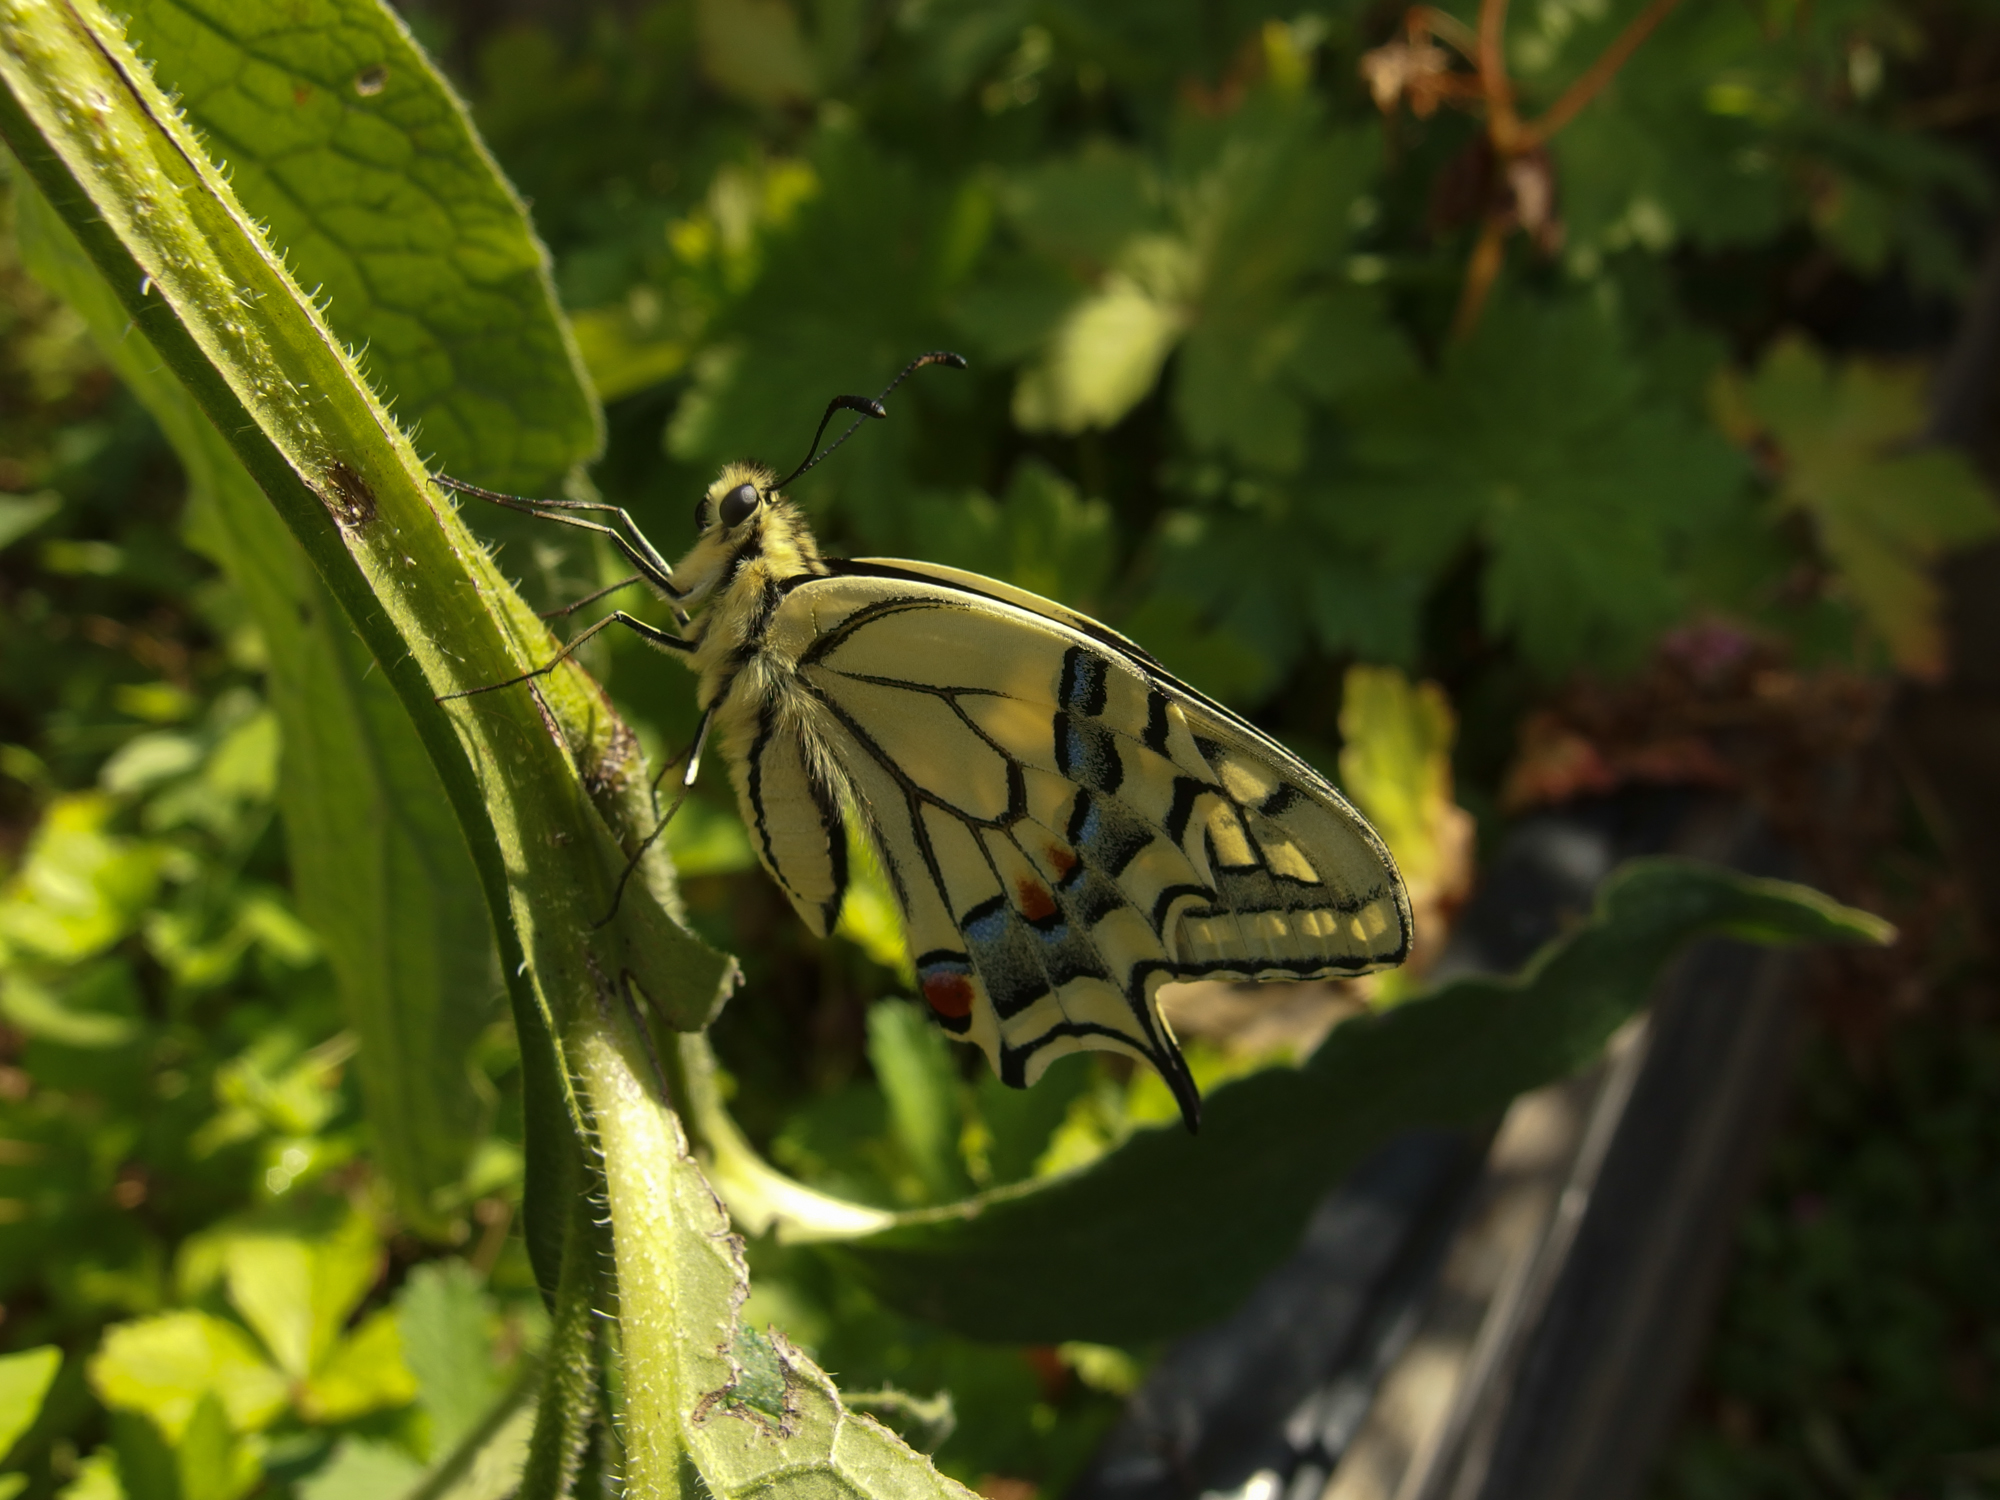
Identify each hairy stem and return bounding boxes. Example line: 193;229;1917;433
517;1197;608;1500
574;1007;695;1500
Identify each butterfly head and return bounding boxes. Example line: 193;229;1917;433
674;461;823;607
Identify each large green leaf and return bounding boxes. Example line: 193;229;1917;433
8;0;731;1266
5;0;612;1236
0;1345;61;1462
13;174;503;1237
705;860;1887;1346
578;1014;978;1500
89;1311;289;1441
1341;296;1744;677
1717;334;2000;680
1;5;942;1493
0;0;695;1318
120;0;599;492
112;0;599;1229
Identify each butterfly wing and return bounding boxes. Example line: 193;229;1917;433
749;561;1411;1129
727;693;849;939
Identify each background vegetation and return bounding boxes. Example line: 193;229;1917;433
1;0;1998;1495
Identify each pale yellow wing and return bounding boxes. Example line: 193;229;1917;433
753;561;1411;1129
727;695;849;938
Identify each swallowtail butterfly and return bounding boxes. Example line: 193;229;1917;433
440;355;1411;1130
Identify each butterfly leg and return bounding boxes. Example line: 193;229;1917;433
614;965;673;1101
541;574;645;620
596;704;716;929
435;609;691;703
432;474;691;624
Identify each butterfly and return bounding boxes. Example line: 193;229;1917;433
439;354;1412;1131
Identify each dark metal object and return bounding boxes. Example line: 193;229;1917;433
1070;790;1797;1500
1417;936;1797;1500
1073;1130;1483;1500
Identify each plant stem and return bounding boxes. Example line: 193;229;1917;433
1451;211;1511;343
1441;0;1685;339
517;1195;607;1500
1410;4;1482;64
574;1007;694;1500
1477;0;1524;152
408;1357;541;1500
1521;0;1686;144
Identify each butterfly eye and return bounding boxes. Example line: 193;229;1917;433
692;496;710;531
719;482;760;528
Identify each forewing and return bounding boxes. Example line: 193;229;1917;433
772;568;1413;1126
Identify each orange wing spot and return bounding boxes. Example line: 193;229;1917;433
922;971;974;1019
1046;845;1078;878
1015;878;1058;922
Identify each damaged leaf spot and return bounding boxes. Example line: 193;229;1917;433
353;65;387;96
696;1324;796;1435
318;460;375;528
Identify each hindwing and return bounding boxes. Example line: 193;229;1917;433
742;561;1412;1130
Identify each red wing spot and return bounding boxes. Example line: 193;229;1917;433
1046;845;1078;879
922;971;974;1019
1015;879;1058;922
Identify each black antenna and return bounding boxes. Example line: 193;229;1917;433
771;350;967;492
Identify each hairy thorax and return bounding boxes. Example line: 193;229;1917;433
682;504;842;799
681;504;825;702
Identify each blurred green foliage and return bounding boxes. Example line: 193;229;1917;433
1;0;1997;1493
1657;1017;2000;1500
0;149;542;1496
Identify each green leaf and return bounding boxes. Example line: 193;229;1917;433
664;130;965;544
220;1209;381;1381
580;1017;976;1500
696;0;821;108
867;1001;972;1204
117;0;600;492
0;794;162;965
13;164;501;1236
1139;508;1354;700
302;1307;419;1423
107;1410;178;1500
1342;295;1744;676
907;459;1117;613
1000;141;1156;269
1719;334;2000;679
89;1310;288;1441
1011;266;1183;440
53;1451;122;1500
1119;587;1278;707
395;1260;505;1457
297;1439;423;1500
0;961;143;1049
1003;101;1402;460
962;1056;1097;1189
0;1344;60;1461
1169;111;1399;473
1337;665;1472;938
174;1393;259;1500
835;829;915;983
1545;11;1789;258
0;487;57;551
803;860;1888;1344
